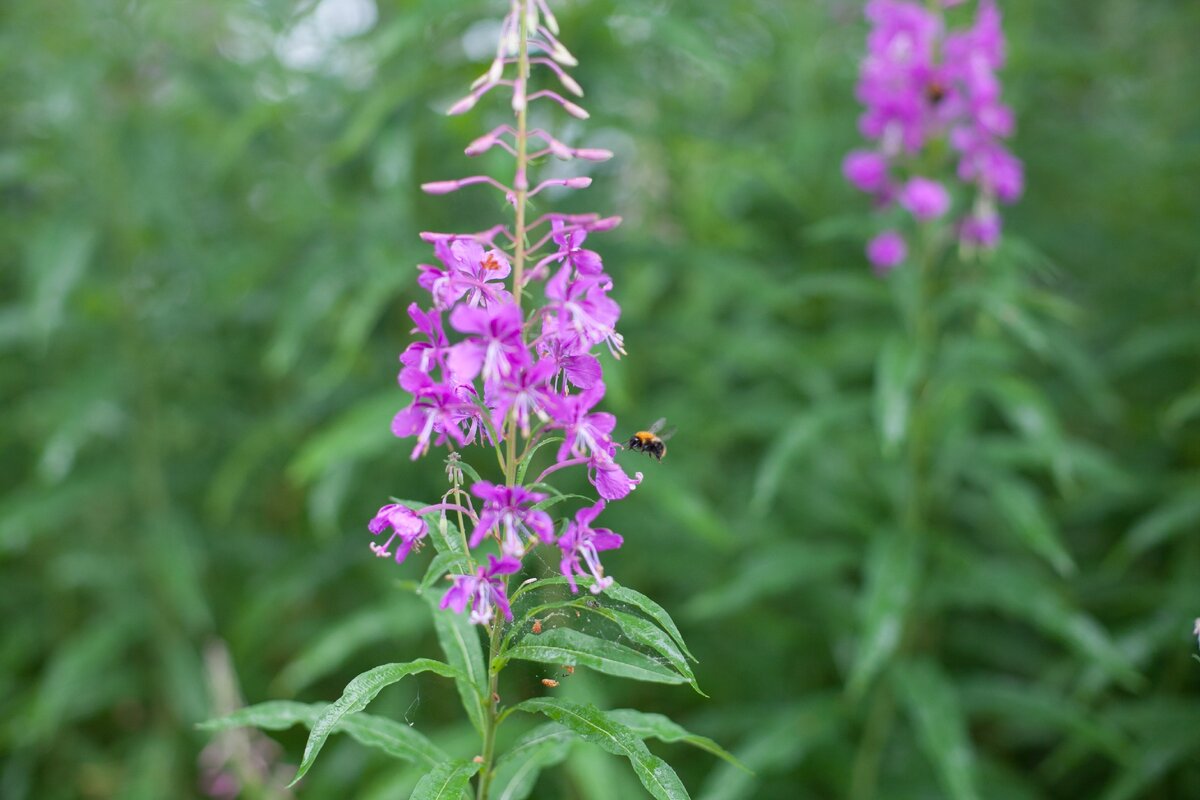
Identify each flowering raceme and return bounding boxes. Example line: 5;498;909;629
370;0;643;625
206;6;736;797
844;0;1023;271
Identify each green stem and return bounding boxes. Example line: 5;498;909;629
852;225;941;800
849;685;896;800
476;4;531;798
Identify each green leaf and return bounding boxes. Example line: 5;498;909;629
984;477;1075;576
874;334;921;457
750;402;865;516
893;659;982;800
607;710;748;772
513;698;691;800
579;606;703;694
273;604;425;694
427;595;489;736
515;435;564;485
686;540;856;620
410;759;481;800
1121;487;1200;558
508;576;697;663
960;679;1130;760
287;393;398;483
421;551;472;593
934;552;1141;688
491;723;575;800
198;700;446;768
500;628;690;686
847;531;919;699
605;585;698;665
531;493;594;512
289;659;465;785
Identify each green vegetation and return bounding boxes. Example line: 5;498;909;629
2;1;1198;797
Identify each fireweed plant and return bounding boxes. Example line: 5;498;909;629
813;3;1137;799
843;0;1023;274
203;2;739;798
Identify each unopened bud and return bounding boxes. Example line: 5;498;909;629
552;43;578;67
487;58;504;84
512;78;526;113
574;148;613;162
539;1;560;35
558;72;584;97
465;133;496;156
448;94;479;116
590;216;623;231
547;139;572;159
562;100;589;120
421;181;460;195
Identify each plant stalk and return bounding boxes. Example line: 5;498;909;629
477;4;531;798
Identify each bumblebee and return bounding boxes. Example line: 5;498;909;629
626;418;674;462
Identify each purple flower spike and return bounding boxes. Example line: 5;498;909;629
847;0;1022;263
440;554;521;625
558;500;623;594
369;504;429;564
469;481;555;556
373;0;648;588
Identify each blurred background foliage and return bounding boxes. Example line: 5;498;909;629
2;0;1199;797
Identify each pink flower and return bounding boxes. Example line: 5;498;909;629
558;500;623;594
900;177;950;221
867;230;907;274
368;504;429;564
440;554;521;625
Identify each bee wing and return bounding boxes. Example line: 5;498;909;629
647;417;667;434
657;425;678;442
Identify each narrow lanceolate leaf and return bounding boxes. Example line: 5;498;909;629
421;550;472;592
985;477;1075;576
410;759;481;800
514;698;691;800
582;606;703;694
427;595;489;736
198;700;446;768
606;584;698;664
847;531;919;699
491;723;575;800
515;435;563;485
508;575;697;664
289;659;465;785
874;334;920;457
500;628;689;685
893;660;982;800
607;709;748;772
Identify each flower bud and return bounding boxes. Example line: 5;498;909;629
448;93;479;116
421;181;461;195
574;148;613;162
558;72;584;97
562;100;589;119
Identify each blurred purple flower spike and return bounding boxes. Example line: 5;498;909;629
846;0;1022;264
